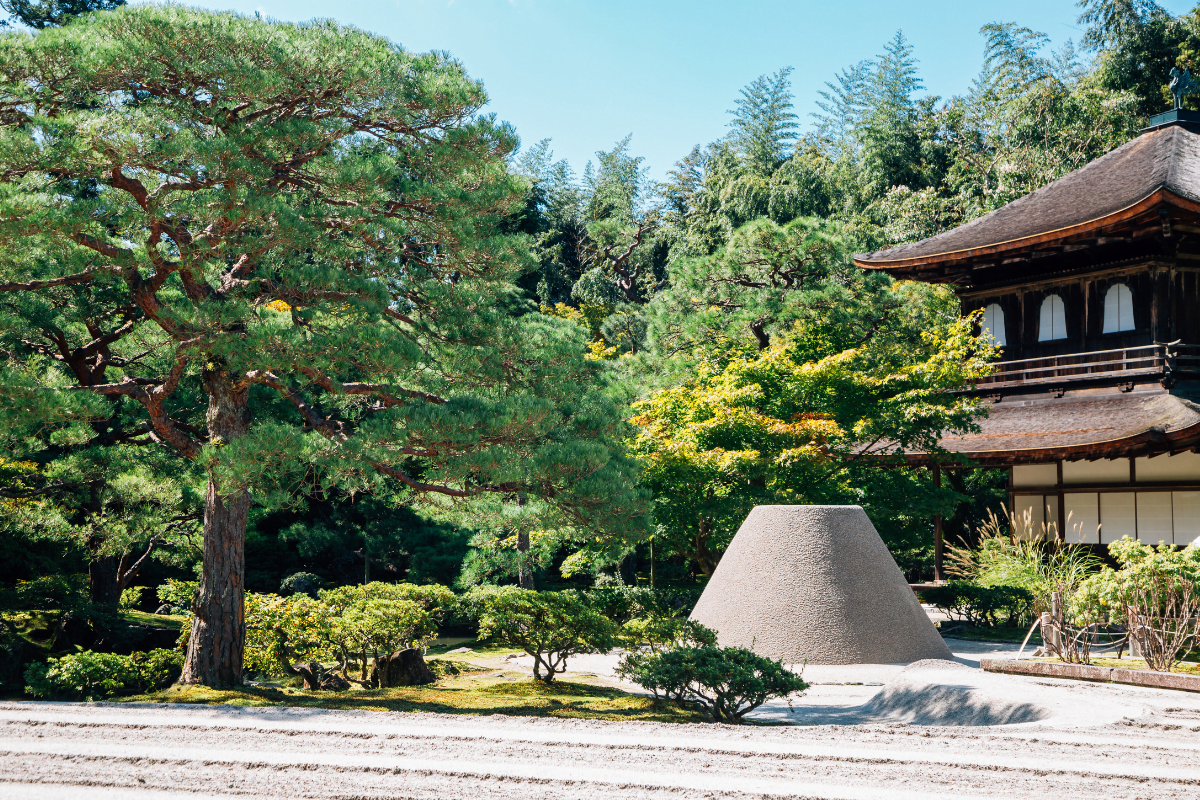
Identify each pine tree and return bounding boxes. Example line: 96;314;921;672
0;6;644;687
0;0;123;28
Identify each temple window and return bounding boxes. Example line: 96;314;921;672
1102;283;1135;333
1037;294;1067;341
980;303;1006;346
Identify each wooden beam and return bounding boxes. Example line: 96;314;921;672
933;463;944;583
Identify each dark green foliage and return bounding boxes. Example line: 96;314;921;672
278;572;324;598
0;622;29;693
583;586;701;624
275;498;474;589
476;589;620;682
0;0;123;29
156;580;197;616
24;647;181;698
621;614;717;652
921;582;1034;627
616;643;808;724
452;584;525;631
0;575;87;611
128;648;183;690
24;650;139;699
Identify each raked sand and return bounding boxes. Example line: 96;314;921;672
4;640;1200;799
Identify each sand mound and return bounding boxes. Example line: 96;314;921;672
690;505;952;665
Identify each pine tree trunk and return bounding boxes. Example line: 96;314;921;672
181;370;251;689
517;530;534;589
89;554;121;609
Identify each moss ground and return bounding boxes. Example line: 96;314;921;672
121;610;188;630
121;660;707;723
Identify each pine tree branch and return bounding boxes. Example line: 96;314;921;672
0;271;96;292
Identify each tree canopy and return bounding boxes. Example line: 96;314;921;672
0;5;643;686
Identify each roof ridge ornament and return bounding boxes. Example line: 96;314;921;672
1170;67;1198;110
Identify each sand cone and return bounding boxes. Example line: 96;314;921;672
690;505;952;664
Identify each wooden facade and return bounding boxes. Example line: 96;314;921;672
854;113;1200;558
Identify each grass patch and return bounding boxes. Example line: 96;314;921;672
120;669;708;723
941;624;1039;644
427;658;488;679
424;639;515;658
1040;658;1200;675
2;610;57;654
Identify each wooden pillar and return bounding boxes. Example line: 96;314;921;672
933;463;944;582
1056;460;1066;544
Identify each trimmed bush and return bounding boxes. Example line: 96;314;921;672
129;649;184;690
156;579;198;615
622;614;716;652
477;589;620;682
25;651;140;699
279;572;325;598
0;575;88;611
585;586;702;624
319;583;446;684
25;648;184;699
617;644;808;724
244;592;333;678
922;582;1033;627
453;584;525;630
119;587;145;610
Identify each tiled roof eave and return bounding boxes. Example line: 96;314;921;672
853;189;1200;271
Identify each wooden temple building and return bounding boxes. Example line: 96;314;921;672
854;109;1200;568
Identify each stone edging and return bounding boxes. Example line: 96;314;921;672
980;658;1200;693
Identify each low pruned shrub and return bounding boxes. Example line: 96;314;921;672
922;582;1033;628
617;639;807;724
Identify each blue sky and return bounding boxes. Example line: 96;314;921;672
183;0;1194;180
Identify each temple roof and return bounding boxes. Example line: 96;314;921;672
912;390;1200;466
853;122;1200;275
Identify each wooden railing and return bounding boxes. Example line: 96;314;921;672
976;342;1200;390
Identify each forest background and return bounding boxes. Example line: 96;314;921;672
1;0;1195;614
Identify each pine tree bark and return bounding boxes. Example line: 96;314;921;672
88;554;121;609
516;530;534;589
181;369;251;688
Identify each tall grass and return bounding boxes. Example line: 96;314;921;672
946;506;1102;617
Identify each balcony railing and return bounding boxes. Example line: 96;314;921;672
975;342;1200;390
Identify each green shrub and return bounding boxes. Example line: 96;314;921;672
244;592;334;677
622;614;717;652
25;648;185;698
129;648;183;690
453;584;525;629
947;509;1101;615
119;587;145;610
584;586;702;623
477;589;620;682
921;582;1033;627
278;572;325;598
1073;537;1200;671
0;575;88;611
24;651;140;700
616;644;808;724
156;579;198;615
319;583;442;683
